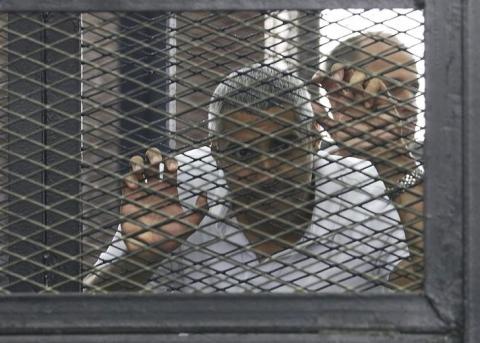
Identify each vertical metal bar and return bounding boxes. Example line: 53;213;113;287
119;12;170;160
167;15;177;151
6;13;49;292
43;12;82;292
464;0;480;340
424;0;464;327
296;11;320;99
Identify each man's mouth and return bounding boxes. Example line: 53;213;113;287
232;179;312;208
234;179;296;197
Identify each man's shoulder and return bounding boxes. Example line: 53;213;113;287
177;146;214;164
315;149;379;181
313;150;397;218
176;146;219;173
175;147;228;214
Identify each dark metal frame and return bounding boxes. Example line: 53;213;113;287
465;0;479;341
6;12;82;293
1;0;476;342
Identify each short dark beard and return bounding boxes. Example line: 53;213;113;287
231;173;316;241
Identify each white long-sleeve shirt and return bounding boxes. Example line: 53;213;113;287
87;147;408;293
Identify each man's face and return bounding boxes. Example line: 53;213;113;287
330;40;419;154
212;106;314;226
361;41;419;138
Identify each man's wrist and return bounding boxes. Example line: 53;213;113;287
386;166;424;198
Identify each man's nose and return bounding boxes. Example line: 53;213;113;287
249;156;278;183
259;156;274;171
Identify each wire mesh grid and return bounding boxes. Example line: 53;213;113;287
0;9;424;294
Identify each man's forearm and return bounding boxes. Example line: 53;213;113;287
83;251;159;292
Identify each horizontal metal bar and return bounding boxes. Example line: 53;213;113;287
0;295;448;334
0;0;424;12
0;333;459;343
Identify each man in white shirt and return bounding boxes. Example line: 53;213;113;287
84;64;408;293
311;32;423;289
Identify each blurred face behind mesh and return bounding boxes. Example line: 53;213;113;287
213;106;315;237
329;39;419;155
361;40;418;135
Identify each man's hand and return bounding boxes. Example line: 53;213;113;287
121;147;208;262
312;64;404;156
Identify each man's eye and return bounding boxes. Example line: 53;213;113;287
232;148;257;160
270;140;291;153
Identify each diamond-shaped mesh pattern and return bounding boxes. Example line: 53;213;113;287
0;9;424;294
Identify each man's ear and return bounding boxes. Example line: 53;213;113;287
210;140;225;169
310;120;323;151
210;140;219;152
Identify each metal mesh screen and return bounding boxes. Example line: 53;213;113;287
0;9;424;294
